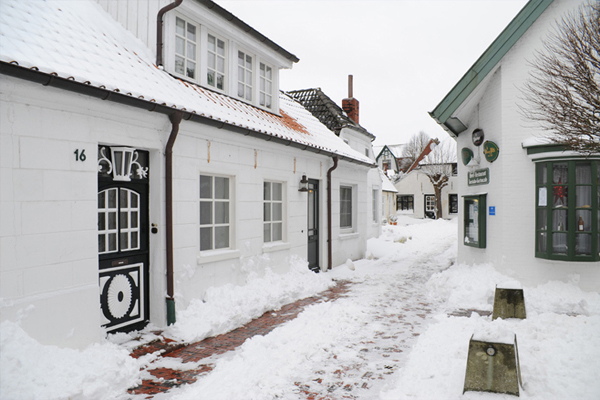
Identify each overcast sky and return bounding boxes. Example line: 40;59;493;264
216;0;529;147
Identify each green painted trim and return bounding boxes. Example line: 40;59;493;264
464;194;487;248
535;160;599;261
526;143;570;155
430;0;554;134
167;298;176;325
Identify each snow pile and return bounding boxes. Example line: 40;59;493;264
381;262;600;400
164;256;335;343
0;321;143;400
426;263;516;311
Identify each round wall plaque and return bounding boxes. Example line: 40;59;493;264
483;141;500;162
472;129;484;146
461;148;474;166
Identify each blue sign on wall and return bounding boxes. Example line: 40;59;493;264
489;206;496;216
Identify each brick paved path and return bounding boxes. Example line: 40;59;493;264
128;280;352;398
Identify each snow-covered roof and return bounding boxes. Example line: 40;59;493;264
376;144;405;160
379;169;398;193
0;0;374;166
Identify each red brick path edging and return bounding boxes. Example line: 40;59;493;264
128;280;352;398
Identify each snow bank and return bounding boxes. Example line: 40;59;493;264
0;321;143;400
164;256;335;343
382;261;600;399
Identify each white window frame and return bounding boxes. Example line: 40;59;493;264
207;32;227;91
173;15;199;81
259;61;273;109
237;49;253;101
199;174;233;252
340;185;354;231
263;181;285;243
372;187;379;223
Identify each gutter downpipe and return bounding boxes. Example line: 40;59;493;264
166;111;184;325
157;0;183;67
326;156;339;270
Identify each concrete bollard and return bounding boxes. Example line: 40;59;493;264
492;285;526;320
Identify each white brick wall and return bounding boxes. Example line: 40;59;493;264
453;0;599;291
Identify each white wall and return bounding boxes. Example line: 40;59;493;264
395;171;458;219
0;75;375;348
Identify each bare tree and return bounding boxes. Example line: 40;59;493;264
420;140;457;219
400;131;431;171
520;1;600;154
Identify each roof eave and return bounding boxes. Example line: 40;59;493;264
197;0;299;63
429;0;554;135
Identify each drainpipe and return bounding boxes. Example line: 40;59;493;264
326;156;339;270
166;111;183;325
157;0;183;67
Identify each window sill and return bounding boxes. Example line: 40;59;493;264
262;241;291;253
197;249;240;264
339;232;359;240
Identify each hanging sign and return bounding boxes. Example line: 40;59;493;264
468;168;490;186
472;129;484;146
461;148;474;166
483;141;500;163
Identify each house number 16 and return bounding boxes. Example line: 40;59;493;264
74;149;86;161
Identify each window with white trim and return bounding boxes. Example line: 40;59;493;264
264;181;283;242
174;17;198;79
372;188;379;223
199;175;231;251
238;50;253;101
340;186;353;229
259;62;273;109
207;34;226;90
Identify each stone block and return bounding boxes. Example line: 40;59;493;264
464;334;522;396
492;286;526;320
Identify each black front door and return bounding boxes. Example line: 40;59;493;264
307;179;319;272
97;146;150;333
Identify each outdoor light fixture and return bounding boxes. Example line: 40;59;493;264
110;147;136;181
298;174;309;192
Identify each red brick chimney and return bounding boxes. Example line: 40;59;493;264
342;75;359;124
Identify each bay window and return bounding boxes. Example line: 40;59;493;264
536;160;599;261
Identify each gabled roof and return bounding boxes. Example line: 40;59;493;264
429;0;554;136
0;0;373;167
379;169;398;193
376;144;405;161
287;88;376;140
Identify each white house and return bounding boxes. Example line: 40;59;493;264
375;144;405;176
0;0;378;349
379;169;398;223
430;0;599;291
394;164;459;219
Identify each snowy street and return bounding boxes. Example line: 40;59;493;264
152;217;457;399
2;215;599;399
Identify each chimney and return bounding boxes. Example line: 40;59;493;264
342;75;359;124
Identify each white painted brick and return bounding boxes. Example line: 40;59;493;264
0;236;18;271
21;201;72;235
13;169;43;202
43;171;95;201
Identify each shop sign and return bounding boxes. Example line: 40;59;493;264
468;168;490;186
483;141;500;162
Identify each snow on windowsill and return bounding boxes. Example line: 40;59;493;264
197;249;241;264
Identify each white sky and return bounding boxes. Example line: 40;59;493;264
216;0;529;147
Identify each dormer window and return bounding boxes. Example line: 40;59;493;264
259;62;273;109
238;51;253;101
207;33;226;90
175;17;198;79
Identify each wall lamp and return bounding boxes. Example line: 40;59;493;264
298;174;309;192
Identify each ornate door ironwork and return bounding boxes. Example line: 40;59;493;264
97;146;150;333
